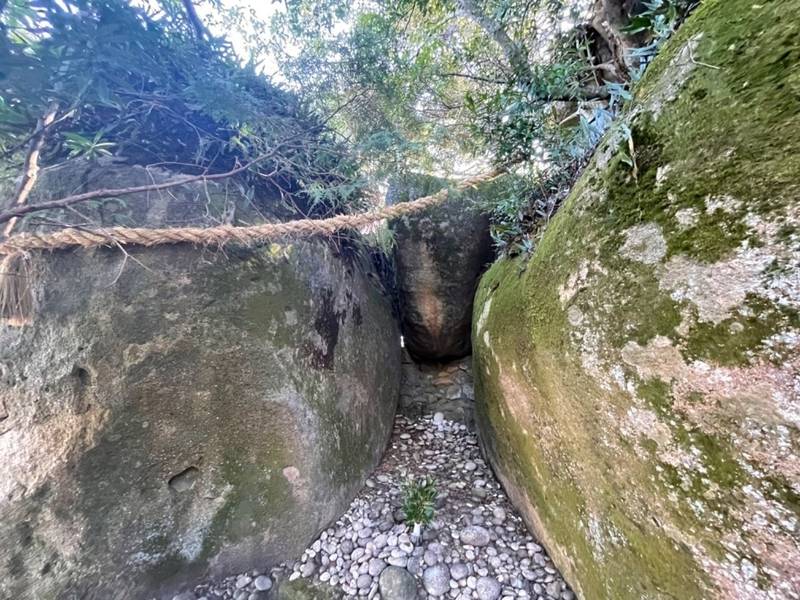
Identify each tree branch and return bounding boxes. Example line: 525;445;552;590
0;150;281;228
181;0;211;40
439;71;508;84
3;103;60;237
456;0;533;82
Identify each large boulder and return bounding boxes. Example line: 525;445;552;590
0;238;400;598
390;175;495;361
473;2;800;599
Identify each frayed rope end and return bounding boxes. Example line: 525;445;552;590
0;252;34;325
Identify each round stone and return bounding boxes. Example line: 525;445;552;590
546;581;562;597
422;564;450;596
459;525;491;547
378;566;418;600
235;575;252;589
357;573;373;589
368;557;387;577
476;576;501;600
253;576;272;591
450;562;469;580
300;561;317;577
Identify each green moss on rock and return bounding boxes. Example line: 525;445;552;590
473;1;800;598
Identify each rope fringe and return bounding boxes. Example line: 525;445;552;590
0;167;503;322
0;253;33;326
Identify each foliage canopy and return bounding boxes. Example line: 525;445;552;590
0;0;364;223
265;0;692;250
0;0;693;248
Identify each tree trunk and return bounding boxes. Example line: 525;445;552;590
456;0;533;82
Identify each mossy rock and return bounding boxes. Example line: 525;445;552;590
0;240;400;599
472;1;800;598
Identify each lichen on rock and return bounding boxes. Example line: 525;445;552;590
472;1;800;598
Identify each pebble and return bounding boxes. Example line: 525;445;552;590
422;564;450;596
368;557;386;577
300;561;316;577
252;575;272;591
450;562;469;580
379;566;418;600
388;555;408;568
180;414;571;600
476;576;502;600
460;525;491;547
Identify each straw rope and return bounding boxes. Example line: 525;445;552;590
0;167;502;256
0;167;503;322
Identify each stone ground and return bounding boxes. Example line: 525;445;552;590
182;413;572;600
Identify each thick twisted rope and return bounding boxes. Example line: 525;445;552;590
0;167;502;255
0;167;503;322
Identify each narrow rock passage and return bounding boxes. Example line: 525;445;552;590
189;414;572;600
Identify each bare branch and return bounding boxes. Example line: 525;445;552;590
439;72;508;85
3;103;60;237
0;149;283;227
456;0;533;82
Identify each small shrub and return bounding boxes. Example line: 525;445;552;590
402;476;437;534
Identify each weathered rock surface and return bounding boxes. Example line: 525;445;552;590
473;1;800;599
390;175;495;361
0;239;400;599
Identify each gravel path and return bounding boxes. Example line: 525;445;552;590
186;414;572;600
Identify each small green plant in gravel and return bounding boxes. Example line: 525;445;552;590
402;476;437;537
